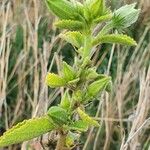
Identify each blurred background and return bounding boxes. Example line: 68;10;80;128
0;0;150;149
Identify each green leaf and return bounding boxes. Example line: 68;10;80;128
60;90;71;111
86;76;111;98
45;73;66;88
69;120;88;132
62;62;76;81
55;20;84;31
47;106;68;125
111;3;140;30
92;34;137;46
60;31;84;48
0;116;55;147
66;131;79;148
94;14;112;24
45;0;79;20
77;108;100;127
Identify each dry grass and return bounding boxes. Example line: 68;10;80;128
0;0;150;150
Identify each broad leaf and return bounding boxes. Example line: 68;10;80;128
62;62;76;82
47;106;68;125
111;3;140;30
93;34;137;46
45;0;79;20
55;20;84;31
0;116;55;147
69;120;88;132
77;108;100;127
86;76;111;98
60;31;84;48
60;90;71;111
45;73;66;88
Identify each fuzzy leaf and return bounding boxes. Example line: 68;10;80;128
55;20;84;31
77;108;100;127
62;62;76;81
0;116;55;147
86;76;111;98
60;31;84;48
69;120;88;132
111;3;140;30
45;0;79;20
47;106;68;125
60;90;71;111
45;73;66;88
93;34;137;46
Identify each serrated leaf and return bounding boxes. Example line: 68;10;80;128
45;0;79;20
77;108;100;127
111;3;140;30
69;120;88;132
47;106;68;125
60;31;84;48
62;62;76;81
0;116;55;147
55;20;84;31
60;90;71;110
45;73;66;88
86;76;111;99
93;34;137;46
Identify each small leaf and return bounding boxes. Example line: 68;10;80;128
69;120;88;132
47;106;68;125
60;90;71;111
94;14;112;24
60;31;84;48
45;73;66;88
85;67;99;80
93;34;137;46
45;0;79;20
62;62;76;81
55;20;84;31
66;131;79;148
111;3;140;30
0;116;55;147
86;76;111;98
77;108;100;127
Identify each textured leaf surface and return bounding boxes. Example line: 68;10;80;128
47;106;68;125
111;3;140;29
62;62;76;82
45;73;66;88
77;108;100;127
60;90;71;110
45;0;78;20
0;116;54;147
69;120;88;132
86;76;111;98
60;31;84;48
55;20;84;31
93;34;137;46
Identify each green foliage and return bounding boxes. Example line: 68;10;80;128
60;31;84;48
47;106;69;125
45;73;66;88
55;20;84;31
0;116;55;147
111;3;140;30
77;108;100;127
60;90;71;111
93;34;137;46
0;0;140;148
